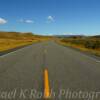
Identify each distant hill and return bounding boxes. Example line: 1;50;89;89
54;35;100;39
0;31;44;39
0;31;52;51
54;35;85;38
90;35;100;38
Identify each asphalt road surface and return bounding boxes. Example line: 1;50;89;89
0;41;100;100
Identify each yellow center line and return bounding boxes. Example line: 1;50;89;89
44;69;50;99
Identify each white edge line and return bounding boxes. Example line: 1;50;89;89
83;54;100;63
0;46;30;58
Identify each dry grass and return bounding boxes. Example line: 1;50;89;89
0;31;51;52
0;39;38;51
58;37;100;57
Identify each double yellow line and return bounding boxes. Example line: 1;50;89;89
44;69;50;99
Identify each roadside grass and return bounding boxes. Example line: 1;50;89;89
58;38;100;57
0;31;52;52
0;39;38;51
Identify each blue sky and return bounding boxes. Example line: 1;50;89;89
0;0;100;35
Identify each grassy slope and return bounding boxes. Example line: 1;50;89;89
58;36;100;56
0;32;50;51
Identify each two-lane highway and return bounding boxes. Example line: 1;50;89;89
0;41;100;100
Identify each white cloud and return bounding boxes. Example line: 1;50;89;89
19;19;34;24
46;33;53;36
62;33;73;35
62;33;85;35
25;20;34;23
0;18;7;24
47;16;54;22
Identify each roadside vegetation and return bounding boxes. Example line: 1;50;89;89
0;31;51;51
59;35;100;56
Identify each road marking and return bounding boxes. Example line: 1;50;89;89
0;46;29;58
94;60;100;63
0;49;20;58
83;54;100;63
44;69;50;99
